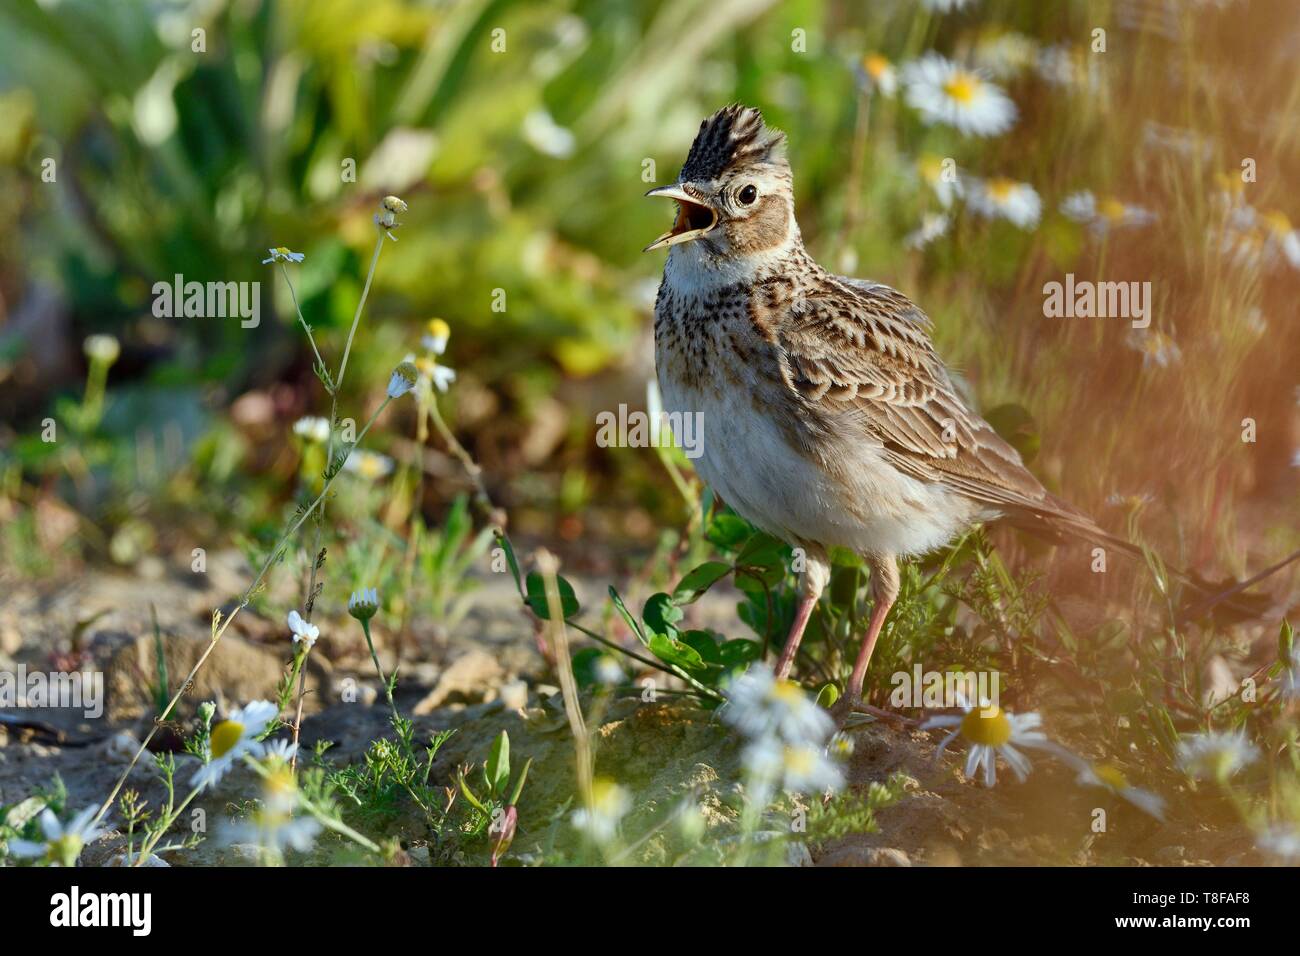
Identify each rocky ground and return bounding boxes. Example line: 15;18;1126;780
0;551;1258;866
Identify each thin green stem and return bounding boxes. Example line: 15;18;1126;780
91;396;394;828
359;618;400;722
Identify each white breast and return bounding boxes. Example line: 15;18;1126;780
657;336;981;560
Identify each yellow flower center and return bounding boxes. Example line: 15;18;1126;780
943;72;980;104
1093;763;1129;790
863;54;890;79
961;706;1012;746
427;317;451;339
918;155;944;183
1261;210;1292;237
768;679;804;707
49;834;84;866
590;778;625;813
986;178;1016;202
1098;197;1128;222
357;455;386;479
784;746;816;776
210;720;245;759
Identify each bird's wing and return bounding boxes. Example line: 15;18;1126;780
773;273;1107;537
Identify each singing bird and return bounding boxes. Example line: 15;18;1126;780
644;104;1211;715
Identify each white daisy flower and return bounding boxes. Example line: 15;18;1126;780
262;739;299;765
83;334;121;365
743;737;845;795
1125;329;1182;369
287;609;319;649
430;364;457;393
219;764;320;857
902;54;1017;137
1260;210;1300;270
571;778;631;843
191;700;279;792
972;30;1038;79
905;212;951;250
1053;750;1166;820
292;416;330;443
722;665;834;747
262;247;305;264
1176;730;1260;780
916;154;964;208
343;450;395;480
522;108;576;159
387;361;419;399
404;352;457;395
1036;44;1101;90
922;699;1050;787
422;318;451;355
967;177;1041;229
1060;190;1156;234
855;53;897;97
6;805;108;866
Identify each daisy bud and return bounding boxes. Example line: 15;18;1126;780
387;361;419;399
83;334;121;366
348;587;379;622
376;195;408;231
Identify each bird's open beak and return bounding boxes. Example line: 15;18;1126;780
643;184;717;252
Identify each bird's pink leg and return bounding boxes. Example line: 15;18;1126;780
774;589;819;679
844;554;901;706
844;593;895;704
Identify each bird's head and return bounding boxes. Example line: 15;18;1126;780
643;105;800;265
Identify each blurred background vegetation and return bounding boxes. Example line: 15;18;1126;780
0;0;1296;593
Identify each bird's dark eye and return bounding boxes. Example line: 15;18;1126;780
738;184;758;205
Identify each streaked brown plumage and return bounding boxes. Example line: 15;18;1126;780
644;104;1250;712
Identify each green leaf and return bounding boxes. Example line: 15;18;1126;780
609;586;647;645
457;771;489;816
718;638;762;668
815;683;840;708
496;532;524;598
1279;619;1294;663
679;629;723;666
570;647;606;689
485;731;510;797
525;571;579;620
706;513;753;552
642;592;683;636
507;757;533;807
736;532;786;569
673;562;732;604
649;632;705;672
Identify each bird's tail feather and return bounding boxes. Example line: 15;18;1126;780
1003;497;1286;623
